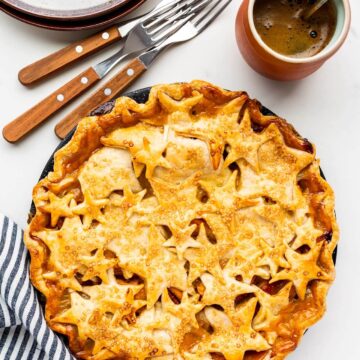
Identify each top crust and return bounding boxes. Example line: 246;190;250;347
25;81;338;360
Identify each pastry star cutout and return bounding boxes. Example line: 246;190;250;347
223;109;275;170
33;215;105;282
146;226;187;308
191;299;270;359
201;273;255;316
73;190;109;228
80;248;118;284
253;282;292;331
291;217;324;250
82;270;145;315
142;173;204;228
201;213;235;258
158;290;204;353
185;224;224;285
253;204;297;248
130;137;171;178
238;125;314;209
105;224;151;279
111;185;147;218
163;223;199;260
172;96;246;170
200;171;259;233
150;172;201;208
53;290;94;343
106;324;168;360
271;242;333;300
224;246;270;284
39;192;74;227
257;239;290;277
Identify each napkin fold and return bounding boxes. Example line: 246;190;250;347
0;214;74;359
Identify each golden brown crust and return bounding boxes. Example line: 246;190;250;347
25;80;338;360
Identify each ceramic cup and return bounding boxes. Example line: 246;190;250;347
235;0;351;81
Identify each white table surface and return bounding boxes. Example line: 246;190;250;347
0;1;359;358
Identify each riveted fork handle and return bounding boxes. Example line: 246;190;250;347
18;26;121;86
55;58;146;139
3;67;101;143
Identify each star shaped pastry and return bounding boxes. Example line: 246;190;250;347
80;248;118;284
171;95;247;170
253;282;293;331
130;137;171;178
257;239;290;277
200;171;259;233
39;192;74;227
157;290;204;354
73;190;109;228
200;213;235;258
33;215;105;283
106;224;149;279
163;223;199;260
291;217;324;250
224;245;270;284
185;223;224;286
223;109;276;170
140;173;204;229
190;299;270;359
201;273;255;316
271;242;333;300
84;272;145;315
53;290;95;343
238;125;315;210
145;226;187;308
110;185;146;218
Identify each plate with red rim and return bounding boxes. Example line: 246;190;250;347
0;0;145;30
1;0;135;21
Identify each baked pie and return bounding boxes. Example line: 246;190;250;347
26;81;338;360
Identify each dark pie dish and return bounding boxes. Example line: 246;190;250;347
27;82;338;360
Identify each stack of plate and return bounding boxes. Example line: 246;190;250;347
0;0;146;30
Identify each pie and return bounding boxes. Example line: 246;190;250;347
25;80;338;360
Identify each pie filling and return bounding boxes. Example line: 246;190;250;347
26;81;338;360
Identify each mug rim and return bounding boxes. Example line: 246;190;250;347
247;0;351;64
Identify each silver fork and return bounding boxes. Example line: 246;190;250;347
54;0;232;139
18;0;187;85
3;0;206;143
140;0;232;68
94;0;211;78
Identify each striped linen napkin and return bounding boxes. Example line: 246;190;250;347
0;214;74;359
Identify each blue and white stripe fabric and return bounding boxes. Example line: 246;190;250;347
0;214;74;359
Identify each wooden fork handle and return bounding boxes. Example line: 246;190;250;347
3;67;101;143
55;58;146;139
18;26;121;85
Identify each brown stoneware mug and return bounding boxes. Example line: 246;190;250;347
235;0;351;81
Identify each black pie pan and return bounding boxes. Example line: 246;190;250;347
32;87;337;264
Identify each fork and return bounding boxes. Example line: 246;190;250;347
18;0;180;85
55;0;232;139
3;0;202;143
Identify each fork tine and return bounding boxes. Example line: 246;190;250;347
148;0;208;36
193;0;232;32
144;0;183;21
192;0;221;26
190;0;214;14
152;11;196;42
145;0;195;29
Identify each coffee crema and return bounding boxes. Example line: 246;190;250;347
254;0;337;58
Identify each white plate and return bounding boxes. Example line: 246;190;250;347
1;0;133;20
